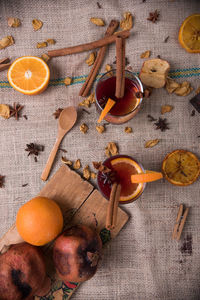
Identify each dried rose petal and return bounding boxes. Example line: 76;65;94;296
145;139;160;148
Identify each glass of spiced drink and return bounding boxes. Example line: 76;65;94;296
95;70;143;124
97;155;146;204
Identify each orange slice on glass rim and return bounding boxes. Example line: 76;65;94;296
162;149;200;186
178;14;200;53
7;56;50;95
110;157;144;202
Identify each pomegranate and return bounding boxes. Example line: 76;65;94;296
0;242;51;300
53;224;102;282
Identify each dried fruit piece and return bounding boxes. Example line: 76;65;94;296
7;17;21;28
36;42;47;49
86;52;96;66
61;156;72;166
0;36;14;50
145;139;160;148
32;19;43;31
105;64;113;76
144;87;153;98
162;149;200;186
46;39;55;45
79;93;95;107
83;165;91;180
161;105;173;114
73;159;81;170
125;127;132;133
140;50;151;59
165;78;180;94
64;77;72;86
196;86;200;94
174;81;193;96
91;172;97;179
105;142;118;157
0;104;10;119
80;123;88;134
41;53;50;63
120;12;133;30
96;125;105;133
90;18;105;26
93;161;111;173
139;58;170;88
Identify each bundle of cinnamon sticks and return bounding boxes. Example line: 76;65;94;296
48;21;130;97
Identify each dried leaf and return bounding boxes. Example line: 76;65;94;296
46;39;56;45
96;125;105;133
80;123;88;134
73;159;81;170
91;172;97;179
0;36;14;50
161;105;173;114
125;127;132;133
64;77;72;86
140;50;151;59
7;17;21;28
0;104;10;119
105;64;113;76
145;139;160;148
86;52;96;66
90;18;105;26
120;12;133;30
32;19;43;31
105;142;118;157
83;165;91;180
61;156;72;166
36;42;47;49
41;53;50;63
165;78;180;94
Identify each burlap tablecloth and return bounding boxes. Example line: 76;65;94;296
0;0;200;299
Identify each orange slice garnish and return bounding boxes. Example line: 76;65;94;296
131;171;163;183
98;98;115;123
178;14;200;53
7;56;50;95
110;157;144;202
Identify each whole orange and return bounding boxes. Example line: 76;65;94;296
16;196;63;246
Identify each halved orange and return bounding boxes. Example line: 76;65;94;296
7;56;50;95
110;157;144;202
178;14;200;53
162;149;200;186
131;171;163;183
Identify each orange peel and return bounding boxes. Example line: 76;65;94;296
131;171;163;183
98;98;115;123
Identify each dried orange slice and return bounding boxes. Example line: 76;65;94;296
131;171;163;183
110;157;144;202
178;14;200;53
7;56;50;95
162;150;200;186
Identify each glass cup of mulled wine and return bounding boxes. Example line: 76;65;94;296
95;70;143;124
97;155;146;204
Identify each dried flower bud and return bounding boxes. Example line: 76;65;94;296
32;19;43;31
7;17;21;28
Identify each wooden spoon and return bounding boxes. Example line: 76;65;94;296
41;106;77;181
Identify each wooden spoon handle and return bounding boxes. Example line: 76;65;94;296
41;137;62;181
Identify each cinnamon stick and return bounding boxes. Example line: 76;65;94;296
48;30;130;57
79;20;119;97
0;57;10;64
0;63;11;72
106;182;121;230
115;37;126;98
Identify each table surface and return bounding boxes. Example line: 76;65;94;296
0;1;200;299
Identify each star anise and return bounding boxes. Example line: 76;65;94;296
0;175;5;188
53;108;63;119
9;103;24;120
147;10;160;23
25;143;44;157
100;171;117;186
154;117;169;131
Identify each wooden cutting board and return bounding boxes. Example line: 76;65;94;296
0;165;129;299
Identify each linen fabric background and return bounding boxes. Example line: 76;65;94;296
0;0;200;299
